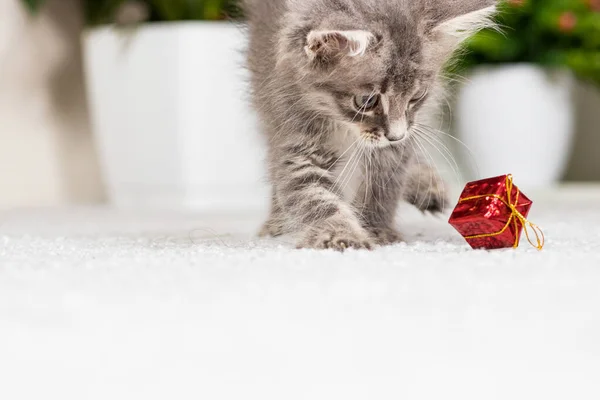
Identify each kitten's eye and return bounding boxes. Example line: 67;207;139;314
353;94;380;111
410;88;428;105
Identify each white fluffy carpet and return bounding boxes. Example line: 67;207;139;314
1;188;600;400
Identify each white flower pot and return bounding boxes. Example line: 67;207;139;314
455;64;575;188
83;22;269;212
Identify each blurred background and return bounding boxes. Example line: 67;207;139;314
0;0;599;211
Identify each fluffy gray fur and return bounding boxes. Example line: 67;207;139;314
244;0;497;250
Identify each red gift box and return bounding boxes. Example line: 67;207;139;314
449;174;544;250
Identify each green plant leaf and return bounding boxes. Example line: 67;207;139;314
22;0;45;13
81;0;243;24
450;0;600;85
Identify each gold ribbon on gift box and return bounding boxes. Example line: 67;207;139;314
458;175;545;250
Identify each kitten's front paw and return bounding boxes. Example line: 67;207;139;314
259;217;287;238
408;182;449;214
367;226;404;246
297;226;373;251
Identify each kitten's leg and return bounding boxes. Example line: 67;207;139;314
404;162;448;214
357;160;448;246
276;151;373;251
355;157;405;246
259;191;288;237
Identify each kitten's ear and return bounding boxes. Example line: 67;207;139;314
305;30;376;61
427;0;497;43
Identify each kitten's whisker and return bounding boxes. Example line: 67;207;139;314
441;95;453;126
316;141;359;189
339;142;365;195
412;129;461;190
415;123;480;177
412;133;450;213
419;131;459;174
351;89;377;124
363;146;373;208
380;139;408;190
331;143;362;194
407;137;423;206
360;90;377;124
413;126;462;184
411;135;436;211
420;136;462;198
415;133;449;212
325;136;362;174
321;138;361;189
440;73;471;86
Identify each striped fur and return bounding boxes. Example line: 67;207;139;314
245;0;497;250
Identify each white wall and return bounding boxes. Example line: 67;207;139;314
0;0;103;209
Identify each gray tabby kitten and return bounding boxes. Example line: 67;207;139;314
244;0;496;250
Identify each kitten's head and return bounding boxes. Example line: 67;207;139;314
281;0;497;147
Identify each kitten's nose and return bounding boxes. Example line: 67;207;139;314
387;119;408;142
385;133;405;142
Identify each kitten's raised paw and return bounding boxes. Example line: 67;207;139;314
408;185;449;215
421;193;448;214
368;227;404;246
297;226;373;251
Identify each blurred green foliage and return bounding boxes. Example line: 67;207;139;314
24;1;599;84
456;0;600;84
22;0;241;24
